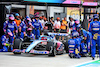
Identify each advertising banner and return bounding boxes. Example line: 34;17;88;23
24;0;66;3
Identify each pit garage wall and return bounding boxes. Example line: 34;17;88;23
26;5;65;19
0;5;5;37
11;4;26;17
49;6;64;18
26;5;47;17
67;7;84;21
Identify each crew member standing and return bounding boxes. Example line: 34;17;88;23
32;15;43;39
89;14;100;60
3;15;18;48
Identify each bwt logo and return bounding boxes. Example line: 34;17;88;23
71;1;77;3
88;3;94;5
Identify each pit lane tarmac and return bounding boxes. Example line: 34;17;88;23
0;52;99;67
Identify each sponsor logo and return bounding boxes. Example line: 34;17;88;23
93;23;99;27
92;28;99;30
83;50;87;52
32;50;49;54
34;23;40;26
71;1;78;3
69;40;75;44
69;45;75;47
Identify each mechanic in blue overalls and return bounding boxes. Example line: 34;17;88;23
68;30;81;58
76;24;88;57
0;29;13;52
25;16;34;29
89;14;100;60
32;15;43;39
3;15;18;48
19;20;26;39
76;34;81;53
26;28;35;40
86;31;92;55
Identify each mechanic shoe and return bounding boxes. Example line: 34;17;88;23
69;54;72;58
92;57;95;60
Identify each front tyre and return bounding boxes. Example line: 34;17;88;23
48;46;56;57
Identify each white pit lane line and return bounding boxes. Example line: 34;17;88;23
72;59;99;67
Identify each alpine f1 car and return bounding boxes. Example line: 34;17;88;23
13;32;69;57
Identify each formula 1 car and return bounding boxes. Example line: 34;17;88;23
13;33;68;57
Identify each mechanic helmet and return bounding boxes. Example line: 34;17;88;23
69;16;73;19
25;16;31;22
39;16;42;19
6;29;13;36
72;31;79;38
93;14;99;20
75;19;80;25
34;12;39;16
27;28;32;31
15;13;19;16
9;14;15;21
57;17;60;20
35;15;39;18
44;18;47;21
27;28;32;35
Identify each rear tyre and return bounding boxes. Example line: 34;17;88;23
46;42;56;57
63;40;69;53
48;46;56;57
13;38;22;54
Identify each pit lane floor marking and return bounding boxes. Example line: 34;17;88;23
10;53;14;55
74;59;100;67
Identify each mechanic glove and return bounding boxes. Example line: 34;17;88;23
93;33;98;40
75;48;79;54
5;43;10;46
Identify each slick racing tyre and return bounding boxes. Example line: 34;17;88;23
46;41;54;51
48;46;56;57
13;38;22;54
63;40;69;53
46;41;56;57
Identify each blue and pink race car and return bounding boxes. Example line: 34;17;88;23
13;32;69;57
